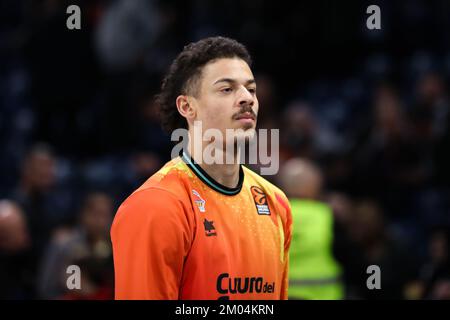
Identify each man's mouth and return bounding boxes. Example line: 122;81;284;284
235;112;256;121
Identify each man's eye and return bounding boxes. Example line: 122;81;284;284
248;88;257;94
221;88;232;93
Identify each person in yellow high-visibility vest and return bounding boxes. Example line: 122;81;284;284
279;158;344;300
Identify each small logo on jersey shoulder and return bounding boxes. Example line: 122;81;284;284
192;189;206;212
251;186;271;215
203;218;217;236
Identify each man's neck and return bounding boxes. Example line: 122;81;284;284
187;141;241;189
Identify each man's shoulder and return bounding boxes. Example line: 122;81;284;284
121;157;193;208
112;161;194;232
243;166;288;199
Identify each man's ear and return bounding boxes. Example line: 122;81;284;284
176;95;196;120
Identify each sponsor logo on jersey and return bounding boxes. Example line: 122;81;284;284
192;189;206;212
216;273;275;299
251;186;270;215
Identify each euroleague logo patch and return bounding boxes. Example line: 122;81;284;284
251;186;270;215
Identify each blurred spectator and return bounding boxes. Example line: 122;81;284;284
280;102;318;160
131;80;172;157
279;158;344;300
411;72;448;141
414;72;450;188
347;199;420;299
10;143;76;262
79;150;163;205
353;83;429;218
38;192;114;299
326;192;367;299
94;0;162;72
60;254;114;300
119;151;163;199
253;73;280;130
0;199;33;299
280;100;343;163
416;227;450;299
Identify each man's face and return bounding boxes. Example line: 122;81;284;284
0;203;30;253
24;151;56;191
190;58;259;145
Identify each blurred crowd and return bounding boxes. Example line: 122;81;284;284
1;0;449;299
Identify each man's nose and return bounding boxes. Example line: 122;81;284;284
238;87;254;107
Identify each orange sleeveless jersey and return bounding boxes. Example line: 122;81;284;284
111;151;292;300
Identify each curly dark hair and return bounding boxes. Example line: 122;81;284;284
156;36;252;134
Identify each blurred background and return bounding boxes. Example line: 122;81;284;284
0;0;449;299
